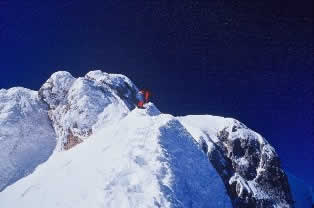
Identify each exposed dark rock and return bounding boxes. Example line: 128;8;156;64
64;129;83;150
203;121;294;208
232;139;245;158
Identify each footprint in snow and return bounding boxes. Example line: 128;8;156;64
134;156;147;167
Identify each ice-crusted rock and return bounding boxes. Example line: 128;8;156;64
38;71;75;109
0;87;56;191
38;70;139;150
178;115;294;208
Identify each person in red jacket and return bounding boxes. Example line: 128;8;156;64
137;89;151;108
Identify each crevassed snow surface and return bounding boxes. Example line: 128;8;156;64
0;104;231;208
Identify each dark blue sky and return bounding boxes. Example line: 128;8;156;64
1;1;313;185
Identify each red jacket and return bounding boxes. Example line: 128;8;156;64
137;89;151;108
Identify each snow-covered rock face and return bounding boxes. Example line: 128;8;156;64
38;70;138;150
178;115;294;208
0;88;56;191
0;70;299;207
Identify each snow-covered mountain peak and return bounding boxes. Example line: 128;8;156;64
0;98;233;208
0;70;307;207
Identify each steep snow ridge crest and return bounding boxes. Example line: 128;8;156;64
0;103;232;208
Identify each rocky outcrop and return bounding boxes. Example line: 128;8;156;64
216;125;293;208
0;70;138;192
178;115;294;208
38;70;139;150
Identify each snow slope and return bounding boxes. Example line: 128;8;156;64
0;87;56;191
0;103;231;208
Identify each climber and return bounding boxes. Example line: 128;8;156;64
137;89;151;108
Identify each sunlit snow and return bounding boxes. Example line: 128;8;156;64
0;103;231;208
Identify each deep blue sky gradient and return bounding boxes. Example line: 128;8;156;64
1;1;313;185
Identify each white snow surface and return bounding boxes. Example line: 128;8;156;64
0;103;232;208
177;115;233;143
0;87;56;191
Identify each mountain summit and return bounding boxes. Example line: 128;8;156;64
0;71;310;207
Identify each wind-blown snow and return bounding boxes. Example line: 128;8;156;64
0;103;232;208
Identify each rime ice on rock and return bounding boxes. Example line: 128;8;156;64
178;115;294;208
39;71;75;109
39;70;138;150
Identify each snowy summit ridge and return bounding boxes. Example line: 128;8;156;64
0;70;308;207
